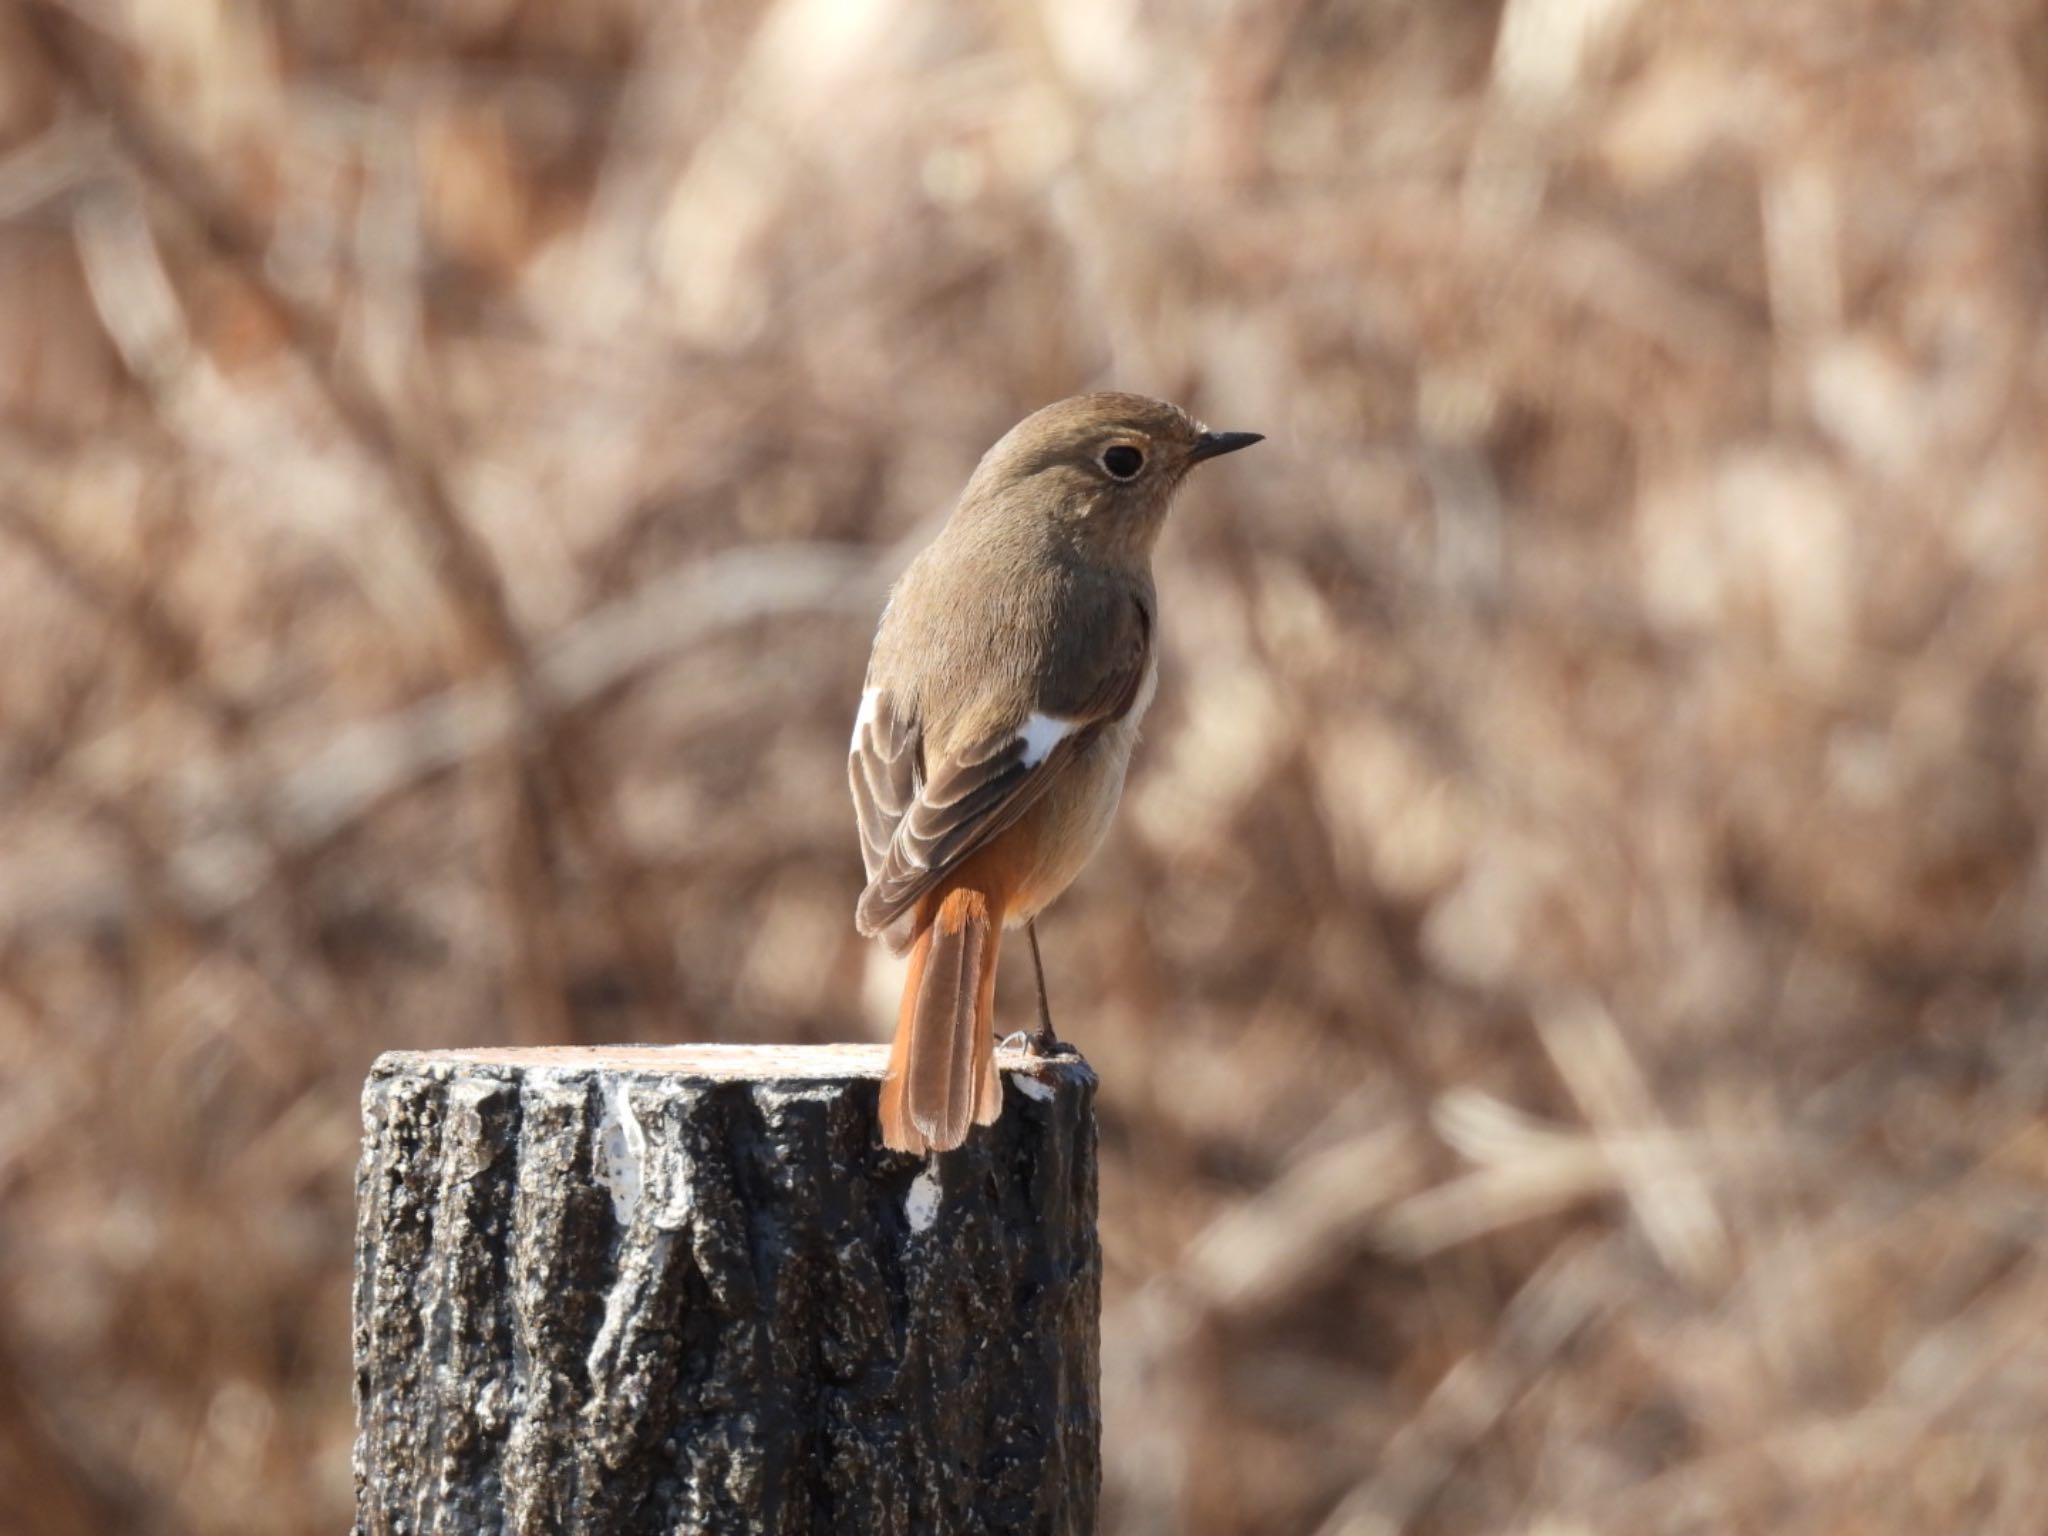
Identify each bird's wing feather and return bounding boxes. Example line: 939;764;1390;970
850;587;1150;939
849;686;917;886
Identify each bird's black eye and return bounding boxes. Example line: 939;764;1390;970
1101;444;1144;480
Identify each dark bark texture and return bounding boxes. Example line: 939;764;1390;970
352;1045;1099;1536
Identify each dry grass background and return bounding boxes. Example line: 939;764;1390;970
3;0;2047;1532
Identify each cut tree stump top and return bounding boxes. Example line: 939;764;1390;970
377;1040;1085;1083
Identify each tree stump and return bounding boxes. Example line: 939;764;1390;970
352;1044;1100;1536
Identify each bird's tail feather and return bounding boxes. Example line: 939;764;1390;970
880;886;1003;1154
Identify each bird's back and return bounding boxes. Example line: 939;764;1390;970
868;511;1068;755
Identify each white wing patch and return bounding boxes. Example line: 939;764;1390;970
1017;712;1075;768
850;687;881;752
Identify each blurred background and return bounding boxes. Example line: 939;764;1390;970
4;0;2047;1532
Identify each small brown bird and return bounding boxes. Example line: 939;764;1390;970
849;393;1261;1154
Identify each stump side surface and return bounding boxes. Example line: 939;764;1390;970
352;1046;1099;1536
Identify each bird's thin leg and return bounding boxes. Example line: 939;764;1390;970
1025;918;1064;1057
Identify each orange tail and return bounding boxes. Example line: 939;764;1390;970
879;884;1005;1154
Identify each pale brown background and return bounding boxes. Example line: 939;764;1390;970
3;2;2047;1533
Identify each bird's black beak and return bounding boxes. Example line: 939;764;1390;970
1188;430;1264;463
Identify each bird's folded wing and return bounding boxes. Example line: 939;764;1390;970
849;590;1150;939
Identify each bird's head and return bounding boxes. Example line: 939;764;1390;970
958;392;1262;560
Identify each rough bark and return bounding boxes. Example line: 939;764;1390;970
352;1044;1099;1536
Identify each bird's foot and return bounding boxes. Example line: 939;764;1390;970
997;1030;1031;1052
1026;1023;1068;1058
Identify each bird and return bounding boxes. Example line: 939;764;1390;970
848;392;1262;1154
